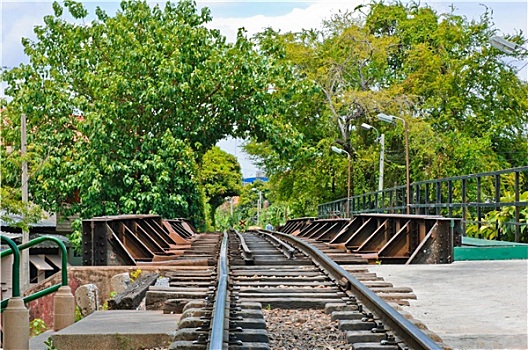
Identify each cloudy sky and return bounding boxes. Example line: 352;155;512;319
2;0;527;177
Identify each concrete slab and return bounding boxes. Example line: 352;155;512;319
43;310;179;350
368;260;528;350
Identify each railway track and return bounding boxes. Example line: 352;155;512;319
155;230;445;350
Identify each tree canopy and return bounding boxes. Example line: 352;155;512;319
200;146;242;227
1;0;299;228
245;2;527;217
2;1;526;229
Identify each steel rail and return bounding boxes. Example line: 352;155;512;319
258;231;295;259
208;231;229;350
271;231;442;350
234;230;254;264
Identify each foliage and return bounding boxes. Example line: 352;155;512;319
101;291;118;311
129;269;142;282
0;137;45;230
466;191;528;242
67;218;83;255
44;337;57;350
74;305;83;322
2;1;526;228
30;318;48;337
366;2;528;167
214;179;289;231
200;147;242;227
1;0;301;227
234;181;267;227
0;187;45;231
246;2;527;218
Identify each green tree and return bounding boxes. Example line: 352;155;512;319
246;12;411;216
200;147;242;227
366;2;528;169
246;3;527;218
1;0;299;227
0;125;45;230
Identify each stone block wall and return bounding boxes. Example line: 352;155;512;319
24;266;178;329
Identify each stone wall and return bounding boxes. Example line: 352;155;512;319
25;266;184;328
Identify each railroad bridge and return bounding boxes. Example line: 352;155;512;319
1;167;527;349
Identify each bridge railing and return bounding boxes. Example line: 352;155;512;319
318;166;528;242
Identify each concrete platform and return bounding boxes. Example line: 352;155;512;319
30;310;180;350
368;260;528;350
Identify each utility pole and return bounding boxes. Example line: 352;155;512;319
21;113;29;292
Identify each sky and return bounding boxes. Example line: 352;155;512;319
2;0;527;177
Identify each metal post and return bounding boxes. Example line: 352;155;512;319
347;153;351;218
21;113;29;293
495;174;501;240
376;113;410;213
477;177;482;230
435;182;441;216
425;183;430;215
462;178;467;234
378;134;385;191
448;180;453;217
515;171;520;242
415;184;421;215
404;120;410;214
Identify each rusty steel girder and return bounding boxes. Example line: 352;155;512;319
278;217;316;235
281;214;461;264
82;215;196;266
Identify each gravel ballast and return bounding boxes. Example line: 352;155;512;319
263;308;349;349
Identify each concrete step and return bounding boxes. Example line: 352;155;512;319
29;330;54;350
29;310;180;350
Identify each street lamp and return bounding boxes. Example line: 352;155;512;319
377;113;410;214
490;36;528;75
490;36;526;55
361;123;385;191
331;146;351;218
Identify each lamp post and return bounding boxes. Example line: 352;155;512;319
331;146;351;218
361;123;385;191
377;113;410;214
489;35;526;241
251;188;262;225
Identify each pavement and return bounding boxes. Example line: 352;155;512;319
368;260;528;350
27;260;527;350
30;310;180;350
